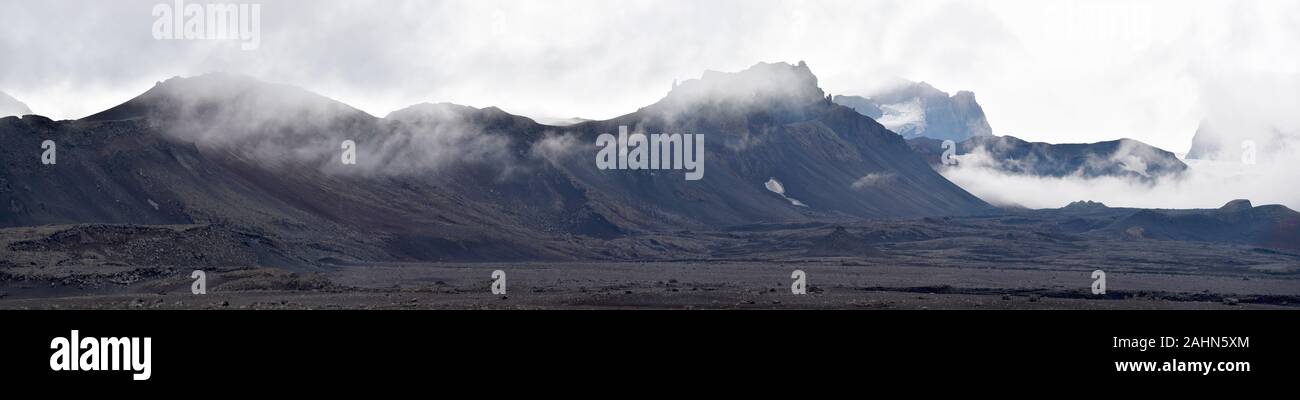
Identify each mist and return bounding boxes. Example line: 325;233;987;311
2;0;1296;154
139;74;537;179
942;149;1300;210
942;61;1300;211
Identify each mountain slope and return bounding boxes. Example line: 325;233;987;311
6;75;584;263
535;61;995;227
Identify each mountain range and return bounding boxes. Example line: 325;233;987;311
3;60;1299;313
0;62;995;264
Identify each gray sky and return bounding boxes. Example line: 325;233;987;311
2;0;1297;152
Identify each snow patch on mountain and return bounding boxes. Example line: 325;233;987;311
765;178;807;207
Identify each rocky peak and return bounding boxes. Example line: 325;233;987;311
0;90;33;118
1219;199;1253;213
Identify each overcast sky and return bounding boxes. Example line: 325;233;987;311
1;0;1296;152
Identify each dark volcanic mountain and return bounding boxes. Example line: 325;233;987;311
0;62;993;265
544;62;994;226
1099;200;1300;252
832;81;992;142
908;135;1187;180
0;91;32;118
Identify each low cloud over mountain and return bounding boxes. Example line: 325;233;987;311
0;62;993;264
910;133;1299;211
908;135;1187;181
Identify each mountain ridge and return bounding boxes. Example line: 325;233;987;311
908;135;1187;180
0;62;995;264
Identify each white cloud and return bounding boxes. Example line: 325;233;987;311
0;0;1296;157
851;172;896;190
941;149;1300;210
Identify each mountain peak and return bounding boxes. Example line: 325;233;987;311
834;79;992;141
385;102;535;129
952;90;977;100
0;90;33;118
84;72;371;122
1220;199;1253;212
159;71;259;87
385;102;478;120
1064;200;1109;210
652;61;824;113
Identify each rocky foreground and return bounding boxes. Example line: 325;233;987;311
3;208;1296;310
